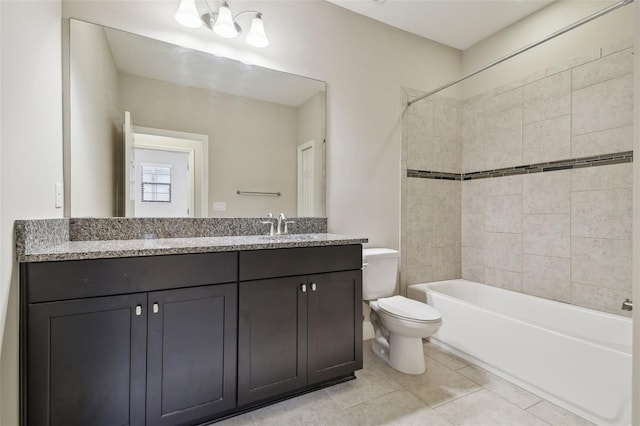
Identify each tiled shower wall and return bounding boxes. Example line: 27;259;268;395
401;92;463;292
402;38;633;316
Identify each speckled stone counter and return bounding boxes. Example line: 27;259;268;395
15;218;367;263
18;234;368;262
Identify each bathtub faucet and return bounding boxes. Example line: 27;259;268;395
621;298;633;311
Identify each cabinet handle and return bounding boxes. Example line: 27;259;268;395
311;283;317;292
301;284;307;293
153;303;159;314
135;305;142;316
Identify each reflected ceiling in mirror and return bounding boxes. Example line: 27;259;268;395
68;19;326;219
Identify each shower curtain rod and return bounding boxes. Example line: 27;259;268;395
407;0;634;107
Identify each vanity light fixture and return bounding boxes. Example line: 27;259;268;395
174;0;269;48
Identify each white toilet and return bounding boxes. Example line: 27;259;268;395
363;248;442;375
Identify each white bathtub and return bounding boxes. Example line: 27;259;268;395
408;279;632;426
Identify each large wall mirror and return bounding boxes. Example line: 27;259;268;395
67;19;326;218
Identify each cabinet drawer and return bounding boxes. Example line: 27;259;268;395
239;245;361;281
24;252;238;303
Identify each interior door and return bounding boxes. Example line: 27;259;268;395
297;140;315;216
133;148;193;217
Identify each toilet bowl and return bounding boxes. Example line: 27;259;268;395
363;248;442;375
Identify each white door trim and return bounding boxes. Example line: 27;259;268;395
297;140;315;216
130;125;209;217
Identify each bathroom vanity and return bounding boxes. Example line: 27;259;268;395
16;219;366;426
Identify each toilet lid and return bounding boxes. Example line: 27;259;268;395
377;296;441;323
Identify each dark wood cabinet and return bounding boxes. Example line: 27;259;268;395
307;271;363;384
146;284;237;426
21;245;362;425
27;294;147;426
237;246;363;407
21;253;238;426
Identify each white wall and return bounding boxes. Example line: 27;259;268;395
297;91;326;216
70;20;121;216
0;1;64;424
119;73;299;218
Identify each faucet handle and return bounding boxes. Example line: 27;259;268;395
283;220;296;234
260;220;275;236
266;212;273;218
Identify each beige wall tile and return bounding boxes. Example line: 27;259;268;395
462;179;486;212
571;282;632;317
522;214;570;258
433;136;461;173
484;268;522;291
523;171;570;214
462;264;484;283
571;162;632;191
462;100;484;140
462;214;484;248
523;70;571;124
572;74;633;136
522;255;571;303
601;37;633;56
486;175;522;197
544;49;601;76
572;48;633;91
485;195;522;234
571;125;633;158
485;87;522;115
433;249;462;281
462;135;485;173
434;102;461;139
571;237;631;291
485;233;522;272
484;107;523;169
407;113;433;153
522;115;571;164
462;246;484;267
571;189;632;239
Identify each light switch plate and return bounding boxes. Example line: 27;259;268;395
213;201;227;211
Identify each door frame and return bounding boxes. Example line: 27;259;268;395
125;124;209;218
297;140;315;217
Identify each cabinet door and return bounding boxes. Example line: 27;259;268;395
238;277;307;406
146;284;237;426
307;270;363;384
27;293;147;426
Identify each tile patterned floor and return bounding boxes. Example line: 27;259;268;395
218;340;594;425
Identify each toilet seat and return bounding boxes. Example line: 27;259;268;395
377;296;441;323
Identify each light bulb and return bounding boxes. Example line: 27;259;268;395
175;0;202;29
213;4;238;38
246;14;268;47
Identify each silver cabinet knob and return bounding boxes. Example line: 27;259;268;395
153;303;159;314
301;284;307;293
135;305;142;316
311;283;317;292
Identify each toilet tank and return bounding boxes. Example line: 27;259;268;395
362;248;400;300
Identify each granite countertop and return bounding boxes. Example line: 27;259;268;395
18;233;369;263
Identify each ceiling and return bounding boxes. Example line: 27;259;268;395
104;27;325;107
327;0;555;50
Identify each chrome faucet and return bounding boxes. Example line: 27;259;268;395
276;213;295;235
261;213;276;236
621;298;633;311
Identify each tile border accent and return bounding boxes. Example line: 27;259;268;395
407;151;633;181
